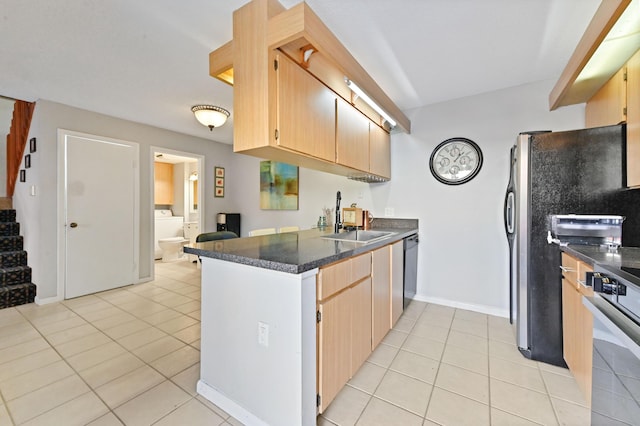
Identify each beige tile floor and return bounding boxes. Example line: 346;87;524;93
0;259;590;425
320;303;591;426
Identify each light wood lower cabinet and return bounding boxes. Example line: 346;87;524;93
561;252;593;406
628;49;640;187
350;277;373;375
372;245;391;348
391;241;404;326
316;253;372;413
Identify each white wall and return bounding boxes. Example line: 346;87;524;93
370;79;585;317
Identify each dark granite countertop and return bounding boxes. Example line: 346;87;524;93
184;220;418;274
561;245;640;285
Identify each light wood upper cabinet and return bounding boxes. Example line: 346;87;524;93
585;67;627;128
217;0;402;182
370;124;391;179
277;53;336;162
371;245;391;348
336;97;370;172
585;48;640;188
154;162;174;205
627;49;640;187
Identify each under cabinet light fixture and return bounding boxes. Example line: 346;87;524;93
345;78;397;128
191;105;230;130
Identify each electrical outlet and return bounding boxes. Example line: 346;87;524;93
258;321;269;347
358;191;364;199
385;207;395;217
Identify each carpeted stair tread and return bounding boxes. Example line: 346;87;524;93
0;236;23;252
0;282;36;308
0;265;31;287
0;210;16;223
0;251;27;268
0;222;19;236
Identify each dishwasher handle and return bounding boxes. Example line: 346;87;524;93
405;234;419;245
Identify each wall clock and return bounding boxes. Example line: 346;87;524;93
429;137;483;185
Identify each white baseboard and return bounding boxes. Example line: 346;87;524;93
412;294;509;318
197;380;268;426
34;295;63;305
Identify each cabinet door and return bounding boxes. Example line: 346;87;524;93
154;162;174;205
276;54;336;162
317;292;351;413
370;124;391;179
318;258;351;300
390;241;404;326
585;67;627;128
561;278;578;371
336;97;370;172
371;245;391;348
350;277;372;376
628;49;640;187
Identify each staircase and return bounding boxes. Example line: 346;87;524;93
0;209;36;309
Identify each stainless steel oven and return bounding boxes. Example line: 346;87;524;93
585;265;640;424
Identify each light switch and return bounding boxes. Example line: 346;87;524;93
30;185;36;196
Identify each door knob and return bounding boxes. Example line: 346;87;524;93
69;223;78;228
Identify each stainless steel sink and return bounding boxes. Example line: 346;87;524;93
321;230;396;244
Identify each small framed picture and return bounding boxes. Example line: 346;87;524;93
29;138;36;153
19;170;25;182
215;187;224;198
215;177;224;187
215;167;225;178
24;154;31;169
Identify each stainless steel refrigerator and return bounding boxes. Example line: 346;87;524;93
504;124;625;366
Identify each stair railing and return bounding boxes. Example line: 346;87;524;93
6;100;35;197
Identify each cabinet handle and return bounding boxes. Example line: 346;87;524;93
559;266;575;272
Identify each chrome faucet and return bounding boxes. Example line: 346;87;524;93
335;191;342;233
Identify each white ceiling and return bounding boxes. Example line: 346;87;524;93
0;0;602;145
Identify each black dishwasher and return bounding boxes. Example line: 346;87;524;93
404;234;418;308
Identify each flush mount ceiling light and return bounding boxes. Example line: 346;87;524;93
191;105;230;131
345;78;397;128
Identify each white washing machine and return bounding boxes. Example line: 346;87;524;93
154;210;185;259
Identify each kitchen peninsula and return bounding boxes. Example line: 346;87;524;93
184;221;417;425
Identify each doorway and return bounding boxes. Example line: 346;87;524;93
151;148;203;276
58;129;140;299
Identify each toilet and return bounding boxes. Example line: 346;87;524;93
157;236;189;262
154;210;187;262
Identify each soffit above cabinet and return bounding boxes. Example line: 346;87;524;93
550;0;640;110
209;0;411;134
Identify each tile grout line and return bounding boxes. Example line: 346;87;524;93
8;267;204;426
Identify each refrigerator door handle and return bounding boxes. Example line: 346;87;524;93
505;192;515;235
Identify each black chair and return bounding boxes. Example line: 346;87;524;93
195;231;238;242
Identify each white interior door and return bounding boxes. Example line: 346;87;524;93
64;133;138;298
